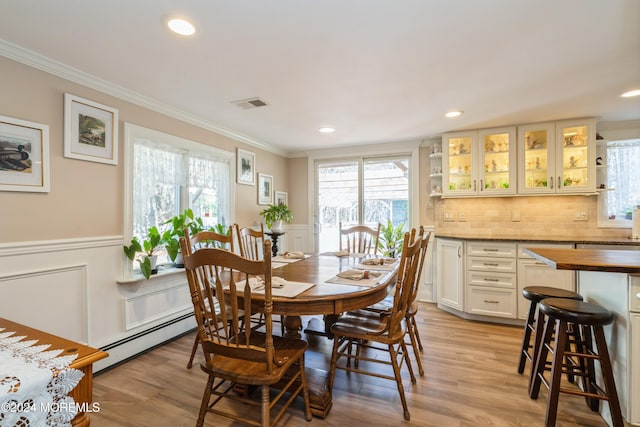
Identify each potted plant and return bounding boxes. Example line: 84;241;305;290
123;225;163;279
163;208;204;266
377;220;405;258
259;203;293;232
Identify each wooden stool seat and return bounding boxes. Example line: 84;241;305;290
518;286;582;375
531;298;624;427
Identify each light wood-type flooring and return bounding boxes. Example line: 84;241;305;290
91;303;613;427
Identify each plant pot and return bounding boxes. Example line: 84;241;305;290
145;255;159;274
174;251;184;268
270;220;284;233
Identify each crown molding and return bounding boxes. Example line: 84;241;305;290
0;38;287;157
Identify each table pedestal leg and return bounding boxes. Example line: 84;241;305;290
282;315;333;417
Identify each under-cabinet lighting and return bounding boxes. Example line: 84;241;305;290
167;18;196;36
445;110;463;118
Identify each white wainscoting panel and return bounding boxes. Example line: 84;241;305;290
124;281;193;331
0;264;88;342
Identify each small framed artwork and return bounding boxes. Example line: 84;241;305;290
0;115;50;192
275;191;288;206
257;173;273;205
64;93;119;165
236;148;255;185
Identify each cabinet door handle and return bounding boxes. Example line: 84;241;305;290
483;248;498;252
484;299;499;304
473;179;477;191
483;278;499;282
558;176;561;189
535;261;547;265
550;176;554;189
480;179;484;192
457;247;461;258
483;262;499;267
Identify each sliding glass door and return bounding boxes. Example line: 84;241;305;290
315;156;409;253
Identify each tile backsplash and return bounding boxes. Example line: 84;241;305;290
435;195;631;240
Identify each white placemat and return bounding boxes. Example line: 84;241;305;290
324;269;383;287
272;254;311;263
234;277;315;298
356;262;397;271
271;261;288;269
319;251;367;258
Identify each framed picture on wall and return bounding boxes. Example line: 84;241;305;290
257;173;273;205
64;93;119;165
275;191;287;206
236;148;255;185
0;115;50;192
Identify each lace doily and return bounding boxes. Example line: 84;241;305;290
0;328;84;427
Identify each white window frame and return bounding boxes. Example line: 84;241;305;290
123;122;235;247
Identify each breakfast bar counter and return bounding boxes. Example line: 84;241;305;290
524;247;640;427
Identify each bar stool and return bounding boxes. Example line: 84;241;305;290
518;286;583;376
530;298;624;427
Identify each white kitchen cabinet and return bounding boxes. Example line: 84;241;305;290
516;243;575;319
436;238;464;311
465;241;517;319
429;143;443;197
442;127;516;197
518;119;596;194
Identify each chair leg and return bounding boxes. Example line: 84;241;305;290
261;384;270;427
578;324;600;411
411;315;424;352
328;336;341;390
531;316;555;399
187;333;200;369
298;355;313;422
545;320;568;427
406;316;424;376
518;300;537;374
389;344;411;421
197;374;215;427
593;326;625;427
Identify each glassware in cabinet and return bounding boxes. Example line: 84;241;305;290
443;132;477;196
556;120;595;193
478;127;516;195
517;122;555;194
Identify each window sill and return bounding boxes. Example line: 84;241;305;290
117;265;185;285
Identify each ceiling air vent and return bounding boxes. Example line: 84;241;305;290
231;97;268;110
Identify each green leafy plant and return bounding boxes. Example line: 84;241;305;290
259;204;293;229
162;208;205;262
377;220;405;258
122;226;163;279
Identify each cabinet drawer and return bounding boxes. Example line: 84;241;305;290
466;286;517;318
467;271;516;288
467;256;517;273
467;241;516;258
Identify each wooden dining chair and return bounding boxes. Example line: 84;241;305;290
237;224;265;260
362;227;432;376
183;226;238;369
339;222;381;254
180;238;312;427
328;228;423;421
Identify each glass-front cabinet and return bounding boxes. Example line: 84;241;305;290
443;132;478;196
518;119;595;194
443;127;516;197
478;127;516;195
556;119;595;193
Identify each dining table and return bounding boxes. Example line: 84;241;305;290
241;252;400;418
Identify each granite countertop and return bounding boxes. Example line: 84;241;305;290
434;232;640;246
524;247;640;274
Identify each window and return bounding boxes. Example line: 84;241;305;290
315;156;410;252
599;138;640;227
125;123;233;253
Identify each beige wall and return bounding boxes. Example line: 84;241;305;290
286;157;308;224
0;56;289;242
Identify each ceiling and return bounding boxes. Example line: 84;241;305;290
1;1;639;156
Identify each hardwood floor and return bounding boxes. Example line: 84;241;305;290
91;303;611;426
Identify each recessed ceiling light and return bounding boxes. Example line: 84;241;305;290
318;127;335;133
621;89;640;98
445;110;463;118
167;18;196;36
